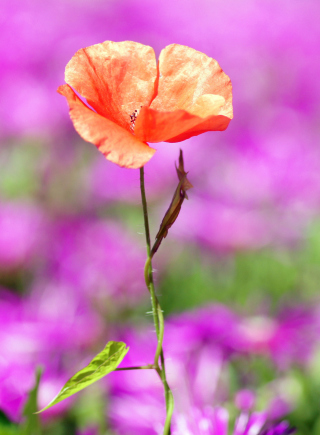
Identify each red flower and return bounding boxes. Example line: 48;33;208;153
58;41;233;169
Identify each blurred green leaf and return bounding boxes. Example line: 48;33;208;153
0;410;19;435
286;366;320;434
0;427;19;435
159;244;304;314
37;342;129;413
0;142;43;199
312;417;320;435
22;367;42;435
0;410;15;428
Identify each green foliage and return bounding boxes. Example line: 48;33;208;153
286;351;320;434
0;409;19;435
0;426;19;435
37;342;129;413
158;222;320;315
0;141;44;199
0;368;42;435
37;417;77;435
72;384;108;434
22;367;42;435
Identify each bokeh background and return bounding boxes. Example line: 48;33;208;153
1;0;320;434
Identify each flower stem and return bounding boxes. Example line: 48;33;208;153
143;256;160;341
115;364;155;371
140;166;174;435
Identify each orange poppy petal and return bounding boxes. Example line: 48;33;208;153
58;84;156;169
165;113;232;143
150;44;233;121
134;99;231;143
64;41;158;132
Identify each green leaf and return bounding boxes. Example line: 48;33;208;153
0;410;16;428
0;410;20;434
0;426;19;435
22;367;42;435
36;341;129;413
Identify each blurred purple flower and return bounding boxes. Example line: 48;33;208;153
172;407;294;435
173;407;266;435
240;307;319;369
235;389;256;412
0;287;101;421
269;307;319;370
267;397;292;422
87;142;193;205
0;201;45;270
45;217;147;308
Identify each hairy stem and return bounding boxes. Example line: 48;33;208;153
140;166;174;435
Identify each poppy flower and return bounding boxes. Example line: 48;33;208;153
58;41;233;169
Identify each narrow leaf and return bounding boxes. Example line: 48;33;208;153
22;367;42;435
36;341;129;413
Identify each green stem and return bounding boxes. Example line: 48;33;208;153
144;256;160;339
140;166;174;435
144;258;163;366
115;364;155;371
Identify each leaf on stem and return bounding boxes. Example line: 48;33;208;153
36;341;129;413
151;149;193;256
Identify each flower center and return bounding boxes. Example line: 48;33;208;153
129;106;142;132
130;110;138;131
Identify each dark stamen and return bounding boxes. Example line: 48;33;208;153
130;107;142;131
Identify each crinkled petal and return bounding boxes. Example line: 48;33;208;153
64;41;158;131
135;44;232;142
58;85;156;168
151;44;232;117
134;104;231;143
